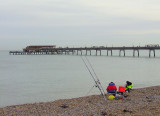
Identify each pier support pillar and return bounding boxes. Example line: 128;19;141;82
77;50;78;55
149;50;155;57
95;50;101;56
107;50;112;56
133;50;139;57
111;50;112;56
119;50;125;56
85;50;91;56
72;50;74;55
154;50;155;57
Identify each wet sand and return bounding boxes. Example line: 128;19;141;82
0;86;160;116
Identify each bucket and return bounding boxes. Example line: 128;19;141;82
119;86;125;92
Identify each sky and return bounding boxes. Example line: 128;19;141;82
0;0;160;50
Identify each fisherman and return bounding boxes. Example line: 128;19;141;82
106;82;117;95
125;81;133;92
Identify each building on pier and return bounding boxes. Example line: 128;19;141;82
145;44;159;47
23;45;56;52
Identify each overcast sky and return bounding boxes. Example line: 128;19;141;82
0;0;160;50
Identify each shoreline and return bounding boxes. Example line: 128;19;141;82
1;85;160;115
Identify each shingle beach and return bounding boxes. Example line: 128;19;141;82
0;86;160;116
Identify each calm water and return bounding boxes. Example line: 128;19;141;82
0;50;160;107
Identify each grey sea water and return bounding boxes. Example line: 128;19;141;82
0;50;160;107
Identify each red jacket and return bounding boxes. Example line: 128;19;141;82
106;82;117;92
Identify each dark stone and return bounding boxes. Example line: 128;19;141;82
124;95;128;98
59;104;69;108
123;109;132;113
88;101;92;103
147;100;152;102
101;111;107;116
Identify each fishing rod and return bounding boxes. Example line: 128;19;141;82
85;56;106;96
80;56;104;96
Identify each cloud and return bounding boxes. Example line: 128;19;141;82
116;29;160;35
76;0;160;21
0;0;160;50
1;0;160;27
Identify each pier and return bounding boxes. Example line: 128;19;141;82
9;45;160;57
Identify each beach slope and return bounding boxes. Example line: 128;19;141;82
0;86;160;115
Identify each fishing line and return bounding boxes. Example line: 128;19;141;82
85;85;95;96
85;56;106;96
80;56;104;96
61;56;108;115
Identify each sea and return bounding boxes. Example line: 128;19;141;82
0;50;160;107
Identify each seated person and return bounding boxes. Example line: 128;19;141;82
125;81;133;92
106;82;117;94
